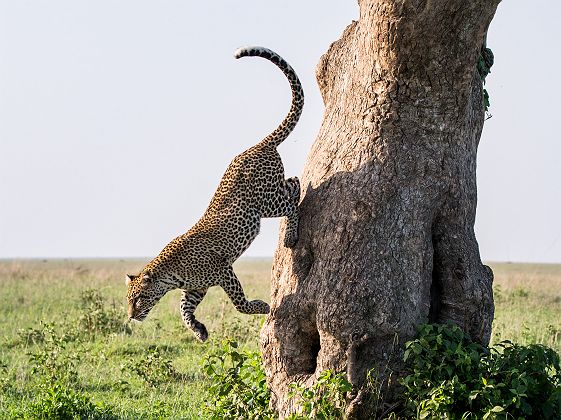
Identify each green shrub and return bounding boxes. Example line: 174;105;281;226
77;289;130;337
401;323;561;419
17;323;118;419
202;339;354;420
287;369;352;420
199;325;560;419
27;323;81;384
24;382;113;420
202;339;275;420
121;346;181;387
17;326;47;345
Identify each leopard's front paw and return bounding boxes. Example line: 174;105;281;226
192;321;209;343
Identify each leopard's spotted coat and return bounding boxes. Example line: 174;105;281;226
126;47;304;342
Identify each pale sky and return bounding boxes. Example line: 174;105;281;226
1;1;560;263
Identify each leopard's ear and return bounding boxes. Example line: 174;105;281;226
125;274;135;286
141;273;152;284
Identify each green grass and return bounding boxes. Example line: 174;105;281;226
0;259;559;418
0;258;271;418
491;263;561;351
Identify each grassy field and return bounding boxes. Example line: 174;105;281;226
0;259;560;418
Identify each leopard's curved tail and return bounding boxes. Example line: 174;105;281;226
234;46;304;148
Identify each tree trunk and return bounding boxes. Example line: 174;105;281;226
260;0;501;417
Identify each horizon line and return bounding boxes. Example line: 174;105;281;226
1;257;560;266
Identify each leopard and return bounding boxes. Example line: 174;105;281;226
126;46;304;342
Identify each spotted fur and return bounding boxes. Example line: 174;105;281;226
126;47;304;342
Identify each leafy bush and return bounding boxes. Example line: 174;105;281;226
287;369;352;420
202;339;354;420
16;323;119;419
78;289;130;337
401;323;561;419
24;382;112;420
17;326;47;345
202;339;275;420
27;323;81;384
121;346;181;387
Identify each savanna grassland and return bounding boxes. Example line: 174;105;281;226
0;259;560;418
0;258;270;418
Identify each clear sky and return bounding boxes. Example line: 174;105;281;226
1;1;560;263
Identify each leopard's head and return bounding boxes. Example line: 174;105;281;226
125;272;172;321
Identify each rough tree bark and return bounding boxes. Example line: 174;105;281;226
260;0;502;417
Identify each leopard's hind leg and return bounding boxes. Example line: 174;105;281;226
219;266;270;314
262;176;300;248
180;288;209;342
282;177;300;248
